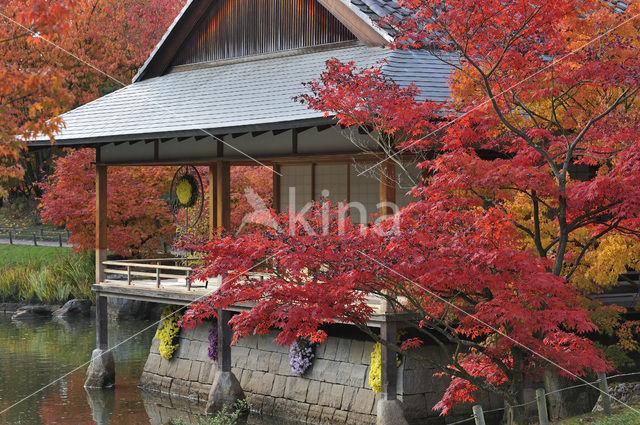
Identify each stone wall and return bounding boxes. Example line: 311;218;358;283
139;320;501;425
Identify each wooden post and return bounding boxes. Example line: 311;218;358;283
96;295;108;350
379;161;396;218
598;372;613;415
273;164;281;213
126;266;131;285
472;405;486;425
96;164;107;285
156;261;161;288
8;230;12;245
536;388;549;425
208;163;216;239
216;161;231;232
380;319;398;401
33;232;37;246
218;309;233;372
58;233;63;247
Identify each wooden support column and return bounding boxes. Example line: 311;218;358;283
96;296;108;350
216;161;231;231
85;161;115;389
379;161;396;218
96;164;107;285
217;309;233;372
206;308;246;414
208;163;217;239
380;319;398;401
273;164;281;213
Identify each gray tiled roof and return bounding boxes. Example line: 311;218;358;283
37;44;450;145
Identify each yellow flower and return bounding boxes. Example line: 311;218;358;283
155;306;182;360
176;179;193;207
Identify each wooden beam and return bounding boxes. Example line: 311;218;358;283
208;163;217;239
379;161;396;218
292;129;299;154
216;161;231;231
317;0;388;47
96;164;107;285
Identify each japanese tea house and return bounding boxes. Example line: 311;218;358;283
27;1;467;424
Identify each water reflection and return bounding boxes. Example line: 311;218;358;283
0;314;155;425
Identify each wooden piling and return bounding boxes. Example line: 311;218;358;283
536;388;549;425
472;405;486;425
598;372;613;416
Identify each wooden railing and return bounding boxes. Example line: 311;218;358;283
102;257;203;290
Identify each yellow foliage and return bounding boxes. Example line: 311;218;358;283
155;306;181;360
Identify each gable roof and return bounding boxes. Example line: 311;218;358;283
134;0;392;83
32;45;449;146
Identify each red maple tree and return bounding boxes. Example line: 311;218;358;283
181;0;640;421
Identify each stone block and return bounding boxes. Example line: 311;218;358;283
361;342;375;365
335;338;351;362
349;364;369;387
332;409;348;424
318;382;333;406
176;359;192;381
239;334;259;349
320;406;336;424
307;404;323;423
327;384;344;409
352;388;376;414
261;395;276;415
278;353;293;376
144;353;161;374
271;375;286;398
257;372;275;395
335;362;352;386
307;380;321;404
199;362;212;383
189;361;202;382
256;351;270;372
284;376;309;402
308;358;329;381
268;352;282;374
341;386;356;411
176;339;190;359
257;335;281;352
246;349;258;370
323;338;339;360
347;412;376;425
247;371;265;393
231;346;250;368
240;369;252;389
157;357;171;375
349;340;365;365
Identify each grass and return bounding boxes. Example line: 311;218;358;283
0;244;94;304
0;244;71;266
555;405;640;425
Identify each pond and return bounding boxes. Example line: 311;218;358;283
0;314;275;425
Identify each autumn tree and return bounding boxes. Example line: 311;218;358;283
39;149;176;256
39;151;273;255
0;0;75;196
297;0;640;418
181;202;609;424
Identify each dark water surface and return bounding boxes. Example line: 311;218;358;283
0;315;275;425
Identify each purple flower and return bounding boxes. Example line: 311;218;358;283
208;320;218;361
289;338;314;375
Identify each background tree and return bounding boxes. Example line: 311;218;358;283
0;0;76;196
39;152;273;255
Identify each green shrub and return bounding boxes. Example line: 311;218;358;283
169;400;249;425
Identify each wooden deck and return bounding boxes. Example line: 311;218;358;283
93;257;389;325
